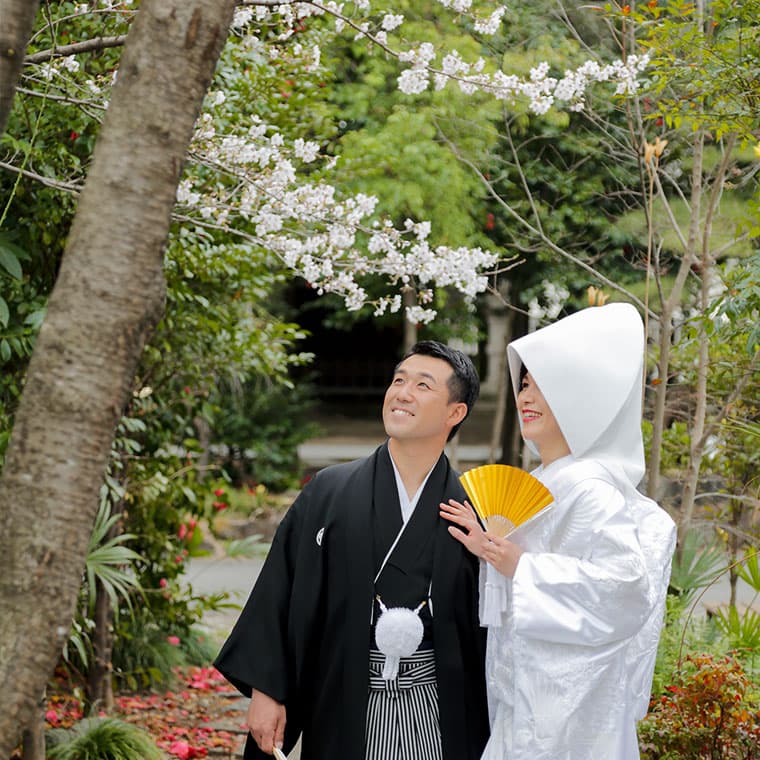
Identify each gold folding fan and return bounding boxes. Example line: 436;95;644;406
459;464;554;538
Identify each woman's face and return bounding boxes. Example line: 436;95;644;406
517;372;571;465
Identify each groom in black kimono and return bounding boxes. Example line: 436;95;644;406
215;341;489;760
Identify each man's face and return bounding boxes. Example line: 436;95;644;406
382;354;464;444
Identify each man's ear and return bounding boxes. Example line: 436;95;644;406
448;402;468;427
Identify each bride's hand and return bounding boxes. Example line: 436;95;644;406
439;499;491;560
440;499;524;577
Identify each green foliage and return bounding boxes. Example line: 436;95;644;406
639;654;760;759
226;534;271;559
84;500;143;618
212;378;319;491
111;608;218;691
716;251;760;356
47;717;161;760
650;595;724;699
636;0;760;139
669;529;728;607
713;605;760;655
736;548;760;592
62;499;144;673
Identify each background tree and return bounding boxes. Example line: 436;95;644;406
0;0;237;750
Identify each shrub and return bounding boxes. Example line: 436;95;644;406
47;717;161;760
639;653;760;759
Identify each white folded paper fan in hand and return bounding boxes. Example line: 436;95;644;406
459;464;554;537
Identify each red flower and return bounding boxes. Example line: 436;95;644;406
213;488;225;497
212;501;228;511
159;578;168;588
45;709;59;725
167;635;181;646
178;523;188;540
485;212;495;231
69;131;79;141
167;740;194;759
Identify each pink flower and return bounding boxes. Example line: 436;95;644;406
45;709;59;725
167;635;181;646
159;578;168;588
167;740;192;759
178;523;188;540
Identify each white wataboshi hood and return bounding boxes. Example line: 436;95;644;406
507;302;646;489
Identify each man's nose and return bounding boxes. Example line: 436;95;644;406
396;381;414;401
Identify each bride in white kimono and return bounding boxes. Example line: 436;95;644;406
441;303;676;760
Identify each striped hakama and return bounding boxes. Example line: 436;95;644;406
365;648;442;760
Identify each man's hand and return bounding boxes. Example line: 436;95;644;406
248;689;286;755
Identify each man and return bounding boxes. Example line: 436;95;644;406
214;341;489;760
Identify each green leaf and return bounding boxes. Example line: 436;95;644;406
0;297;9;328
735;548;760;592
0;249;22;280
0;339;10;362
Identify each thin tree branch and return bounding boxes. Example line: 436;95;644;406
15;85;107;110
653;170;689;251
440;130;657;319
0;160;82;193
25;35;127;64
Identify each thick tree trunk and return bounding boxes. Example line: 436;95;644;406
0;0;235;752
0;0;40;134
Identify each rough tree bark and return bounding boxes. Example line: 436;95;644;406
0;0;40;134
0;0;236;752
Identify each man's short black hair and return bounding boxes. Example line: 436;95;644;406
402;340;480;441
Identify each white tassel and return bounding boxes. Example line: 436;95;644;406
481;563;508;627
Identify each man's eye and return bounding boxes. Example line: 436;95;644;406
418;382;429;389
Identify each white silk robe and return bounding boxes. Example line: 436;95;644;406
480;455;673;760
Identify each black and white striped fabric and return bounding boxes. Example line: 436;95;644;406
365;648;442;760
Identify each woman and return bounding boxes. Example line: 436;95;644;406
441;302;676;760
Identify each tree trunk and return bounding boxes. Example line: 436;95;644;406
402;287;418;352
0;0;40;134
87;578;115;711
678;136;736;539
499;308;527;466
646;131;705;500
20;690;45;760
0;0;236;752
